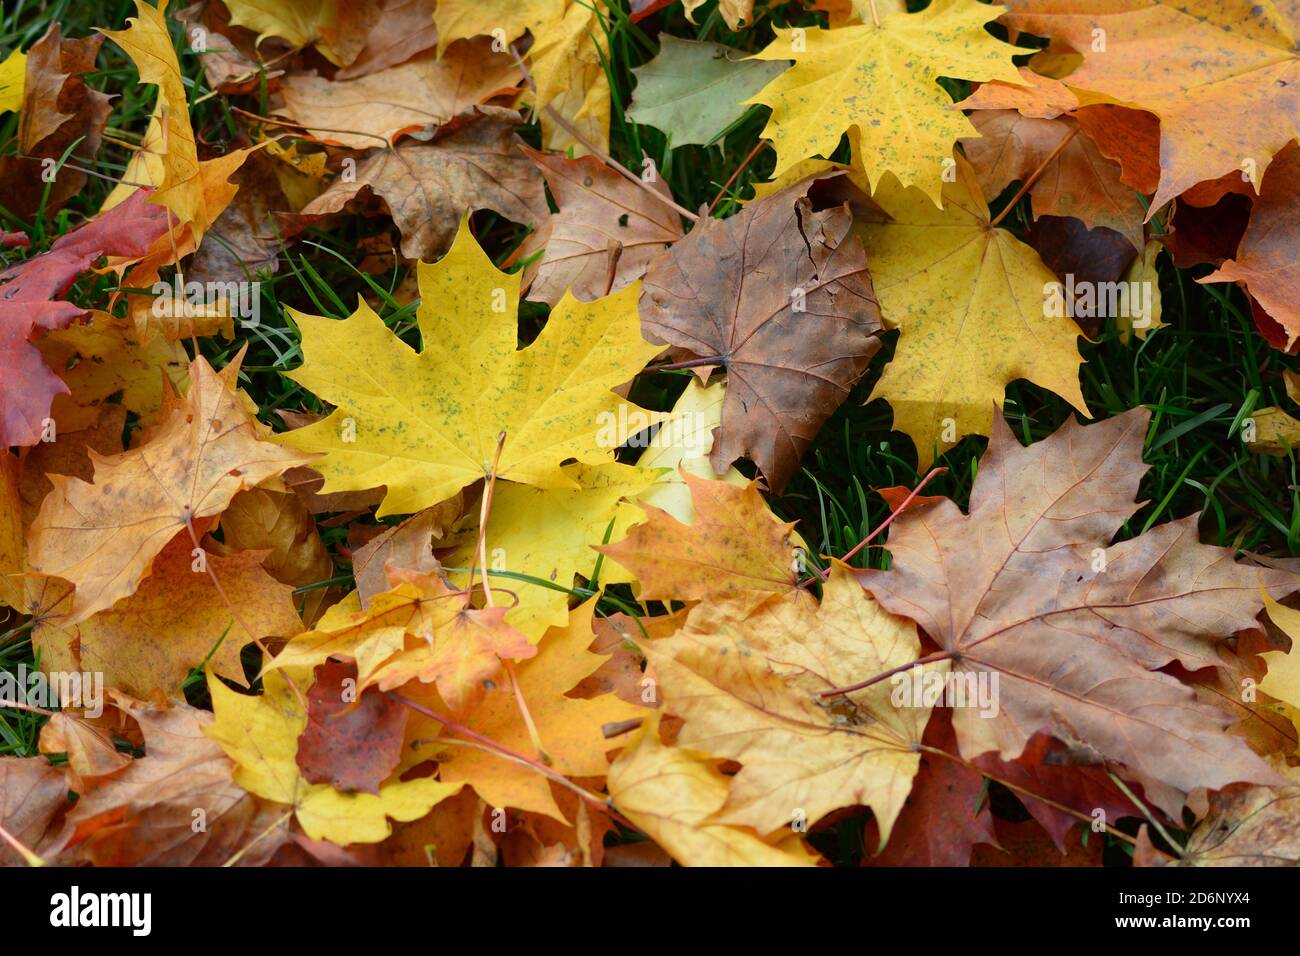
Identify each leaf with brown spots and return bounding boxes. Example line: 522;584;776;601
1145;770;1300;866
297;662;408;795
639;564;931;842
854;156;1089;467
745;0;1026;206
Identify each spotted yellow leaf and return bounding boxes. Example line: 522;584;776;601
745;0;1025;206
273;218;665;517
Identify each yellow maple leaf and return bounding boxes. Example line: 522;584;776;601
642;564;938;843
442;462;655;640
100;0;217;240
119;151;252;342
222;0;336;49
266;567;536;716
745;0;1025;206
633;380;748;525
856;156;1088;467
37;311;188;432
530;1;612;155
223;0;373;67
434;0;565;54
1261;592;1300;751
0;48;24;114
607;713;822;866
265;586;426;688
273;218;664;516
205;666;462;844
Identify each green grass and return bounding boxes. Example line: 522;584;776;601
1;0;1297;864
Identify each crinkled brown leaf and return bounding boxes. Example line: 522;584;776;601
293;109;547;260
335;0;439;80
276;39;518;149
640;181;882;490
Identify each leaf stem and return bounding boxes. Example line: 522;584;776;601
923;744;1138;847
0;821;45;867
817;649;956;698
387;692;635;829
987;126;1081;229
649;355;725;372
1106;770;1185;856
837;466;945;566
706;139;768;216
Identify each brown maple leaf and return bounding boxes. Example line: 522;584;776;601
0;757;69;865
334;0;439;80
639;178;882;492
519;147;685;305
961;110;1147;252
276;39;519;149
1203;141;1299;349
291;108;547;260
858;407;1298;815
0;24;112;219
61;695;289;867
1168;775;1300;866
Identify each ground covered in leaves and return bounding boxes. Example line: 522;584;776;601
1;0;1299;867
